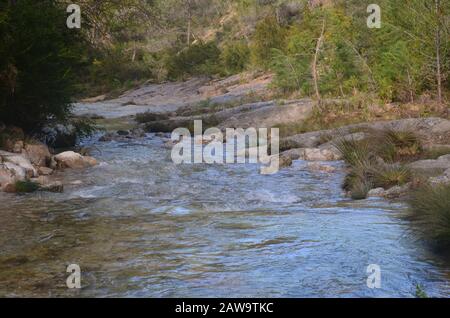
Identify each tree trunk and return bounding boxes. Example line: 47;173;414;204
312;19;326;104
435;0;443;107
187;0;192;46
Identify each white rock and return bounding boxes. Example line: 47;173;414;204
0;162;26;191
0;151;37;178
307;162;336;173
54;151;97;169
302;148;341;161
368;188;386;197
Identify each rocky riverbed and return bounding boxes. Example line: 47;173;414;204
1;74;450;297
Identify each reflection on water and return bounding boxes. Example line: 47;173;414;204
1;135;450;297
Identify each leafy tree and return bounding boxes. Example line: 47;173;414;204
251;15;287;69
0;0;85;131
221;41;250;74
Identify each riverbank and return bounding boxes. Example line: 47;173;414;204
0;126;97;193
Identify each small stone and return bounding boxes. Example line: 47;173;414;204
38;167;54;176
40;181;64;193
279;154;293;168
3;183;16;193
368;188;386;197
307;162;336;173
12;141;24;153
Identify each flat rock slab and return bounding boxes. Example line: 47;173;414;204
73;73;273;119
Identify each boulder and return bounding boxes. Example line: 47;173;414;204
302;148;341;161
38;166;54;176
0;162;26;191
408;154;450;175
54;151;98;169
0;151;37;178
428;168;450;185
307;162;336;173
367;188;386;197
384;184;410;199
279;153;293;168
12;141;24;153
40;181;64;193
23;143;52;167
280;148;306;161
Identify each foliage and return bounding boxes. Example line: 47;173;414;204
334;128;422;199
408;183;450;249
250;15;287;69
220;41;250;74
373;128;423;162
373;165;413;189
0;0;85;132
165;42;221;80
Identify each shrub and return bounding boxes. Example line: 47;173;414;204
250;16;287;69
373;165;412;189
15;180;40;193
374;128;423;162
333;136;372;168
165;42;221;80
350;178;373;200
220;41;250;74
407;183;450;250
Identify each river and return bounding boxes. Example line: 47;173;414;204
1;133;450;297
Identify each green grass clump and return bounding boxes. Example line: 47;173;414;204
415;284;429;298
15;180;40;193
407;183;450;249
334;129;420;199
373;165;413;189
374;128;423;162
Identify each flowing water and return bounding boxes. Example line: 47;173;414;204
1;134;450;297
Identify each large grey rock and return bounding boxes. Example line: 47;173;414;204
408;154;450;175
281;117;450;152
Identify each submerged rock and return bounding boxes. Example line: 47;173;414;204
307;162;336;173
367;188;386;197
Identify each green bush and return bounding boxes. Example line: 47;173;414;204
0;0;85;132
220;41;250;74
165;42;221;80
374;128;423;162
408;183;450;250
250;16;287;69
